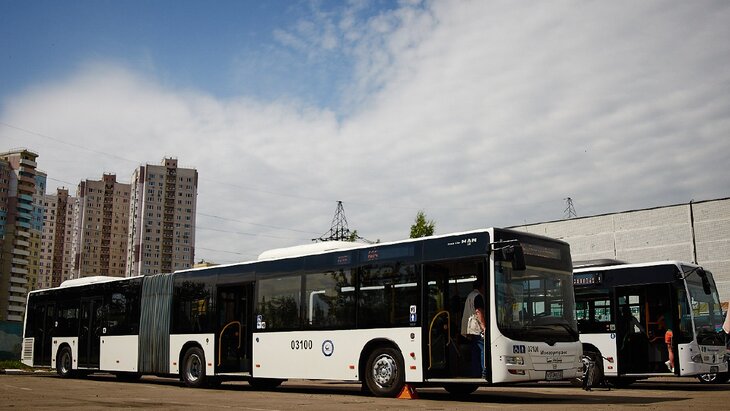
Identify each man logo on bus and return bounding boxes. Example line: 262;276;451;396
513;345;526;354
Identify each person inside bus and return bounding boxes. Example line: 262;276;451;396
619;305;646;371
461;276;487;378
649;314;672;371
664;323;674;372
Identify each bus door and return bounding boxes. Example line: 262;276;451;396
31;302;55;366
78;297;103;369
424;259;486;379
615;287;649;373
216;283;254;373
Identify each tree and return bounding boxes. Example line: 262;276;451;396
410;210;435;238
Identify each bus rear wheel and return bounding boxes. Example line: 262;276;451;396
181;347;207;388
364;347;405;397
56;346;74;378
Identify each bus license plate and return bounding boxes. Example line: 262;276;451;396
710;366;718;373
546;370;563;381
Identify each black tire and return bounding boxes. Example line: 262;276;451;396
364;347;406;398
697;372;729;384
115;372;142;382
248;378;284;390
583;351;603;387
444;383;478;396
56;346;74;378
181;347;207;388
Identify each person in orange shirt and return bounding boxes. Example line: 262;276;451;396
664;327;674;372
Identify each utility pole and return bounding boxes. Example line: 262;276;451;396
564;197;577;219
314;201;352;242
314;201;375;243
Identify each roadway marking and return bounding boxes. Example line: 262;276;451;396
3;384;32;391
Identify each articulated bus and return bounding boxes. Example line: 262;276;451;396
573;260;729;386
23;228;581;397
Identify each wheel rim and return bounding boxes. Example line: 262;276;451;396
371;353;398;388
60;351;71;374
700;373;716;383
185;353;202;382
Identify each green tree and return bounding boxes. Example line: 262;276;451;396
410;210;435;238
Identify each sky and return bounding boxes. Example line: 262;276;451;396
1;0;729;264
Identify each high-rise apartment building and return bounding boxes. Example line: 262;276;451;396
126;158;197;276
0;149;40;322
72;174;130;278
27;171;47;290
38;188;75;289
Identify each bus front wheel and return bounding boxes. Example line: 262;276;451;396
364;347;405;397
181;347;207;388
56;346;74;378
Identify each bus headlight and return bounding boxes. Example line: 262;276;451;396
505;356;524;366
691;354;703;363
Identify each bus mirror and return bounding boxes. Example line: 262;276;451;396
502;245;526;271
697;268;712;295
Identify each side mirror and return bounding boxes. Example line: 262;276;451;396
502;245;526;271
697;268;712;295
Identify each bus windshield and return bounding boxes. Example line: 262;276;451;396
495;262;578;342
684;267;725;346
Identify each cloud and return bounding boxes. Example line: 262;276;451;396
2;1;730;264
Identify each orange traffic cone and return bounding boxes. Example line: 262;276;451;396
397;384;419;399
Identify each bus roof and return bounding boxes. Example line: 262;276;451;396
177;227;566;274
573;260;699;273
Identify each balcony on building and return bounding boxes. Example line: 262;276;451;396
15;239;30;248
13;249;30;257
10;266;28;275
12;257;29;265
19;158;37;167
10;286;27;294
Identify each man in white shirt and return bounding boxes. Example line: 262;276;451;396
461;276;486;378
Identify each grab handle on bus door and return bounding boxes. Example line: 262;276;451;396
428;310;450;370
218;321;242;366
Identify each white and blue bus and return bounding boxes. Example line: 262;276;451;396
574;260;728;386
22;228;582;397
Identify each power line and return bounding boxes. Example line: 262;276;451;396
196;212;320;235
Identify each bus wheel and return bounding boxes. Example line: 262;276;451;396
181;347;207;388
249;378;284;390
444;383;478;396
583;351;603;387
697;373;722;384
365;347;405;397
56;346;74;378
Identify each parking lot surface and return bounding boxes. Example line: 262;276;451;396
2;373;729;410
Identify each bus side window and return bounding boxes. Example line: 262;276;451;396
358;263;419;328
304;269;355;328
257;276;302;330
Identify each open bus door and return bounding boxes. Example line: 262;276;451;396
424;259;488;380
216;283;254;373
